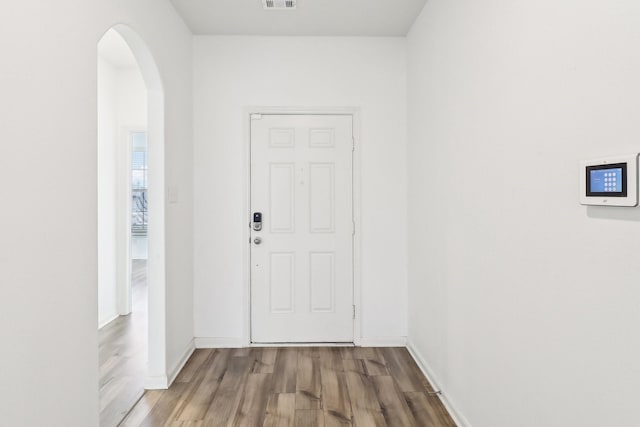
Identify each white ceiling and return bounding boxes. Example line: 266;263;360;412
98;29;138;68
170;0;428;36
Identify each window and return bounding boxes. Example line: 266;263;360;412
131;132;148;236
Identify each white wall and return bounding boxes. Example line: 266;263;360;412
193;36;408;343
0;1;193;425
116;68;148;128
407;1;640;426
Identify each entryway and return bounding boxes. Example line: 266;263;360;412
250;114;355;343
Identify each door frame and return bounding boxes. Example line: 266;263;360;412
242;106;363;346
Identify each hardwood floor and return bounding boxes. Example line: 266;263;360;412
121;346;456;426
100;259;148;427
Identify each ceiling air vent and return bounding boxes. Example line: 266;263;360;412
263;0;297;10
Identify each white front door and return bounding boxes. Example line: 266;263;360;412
250;114;354;343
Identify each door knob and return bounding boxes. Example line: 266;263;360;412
254;237;262;245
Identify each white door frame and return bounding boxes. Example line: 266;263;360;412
242;107;363;347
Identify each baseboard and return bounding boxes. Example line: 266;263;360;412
145;339;195;390
406;341;472;427
194;337;246;348
167;338;195;387
98;314;119;330
251;342;354;347
144;375;168;389
358;336;407;347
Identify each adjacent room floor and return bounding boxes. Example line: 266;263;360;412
121;346;455;426
99;260;148;427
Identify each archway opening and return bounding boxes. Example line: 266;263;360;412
97;24;166;426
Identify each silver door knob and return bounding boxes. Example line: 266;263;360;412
254;237;262;245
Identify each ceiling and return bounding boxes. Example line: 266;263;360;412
170;0;428;36
98;29;138;68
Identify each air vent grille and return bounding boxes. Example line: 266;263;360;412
263;0;296;10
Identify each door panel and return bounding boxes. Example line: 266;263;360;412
269;163;295;233
251;114;353;343
309;163;335;233
309;252;335;312
269;252;295;313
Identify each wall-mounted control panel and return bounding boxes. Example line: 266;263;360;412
580;153;639;206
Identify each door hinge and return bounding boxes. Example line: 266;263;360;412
352;136;355;152
353;305;356;319
352;220;355;236
251;113;262;120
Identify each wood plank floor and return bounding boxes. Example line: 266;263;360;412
121;346;456;426
100;259;148;427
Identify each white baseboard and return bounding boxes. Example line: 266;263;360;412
194;337;246;348
358;336;407;347
167;338;195;387
144;375;168;389
251;342;354;347
406;341;471;427
98;314;119;330
194;336;408;348
145;338;195;390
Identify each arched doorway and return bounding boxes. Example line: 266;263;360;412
97;24;167;426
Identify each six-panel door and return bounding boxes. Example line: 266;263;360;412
250;114;354;343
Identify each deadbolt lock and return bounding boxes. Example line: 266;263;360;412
253;212;262;231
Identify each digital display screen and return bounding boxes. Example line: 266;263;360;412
590;168;622;192
586;162;627;197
